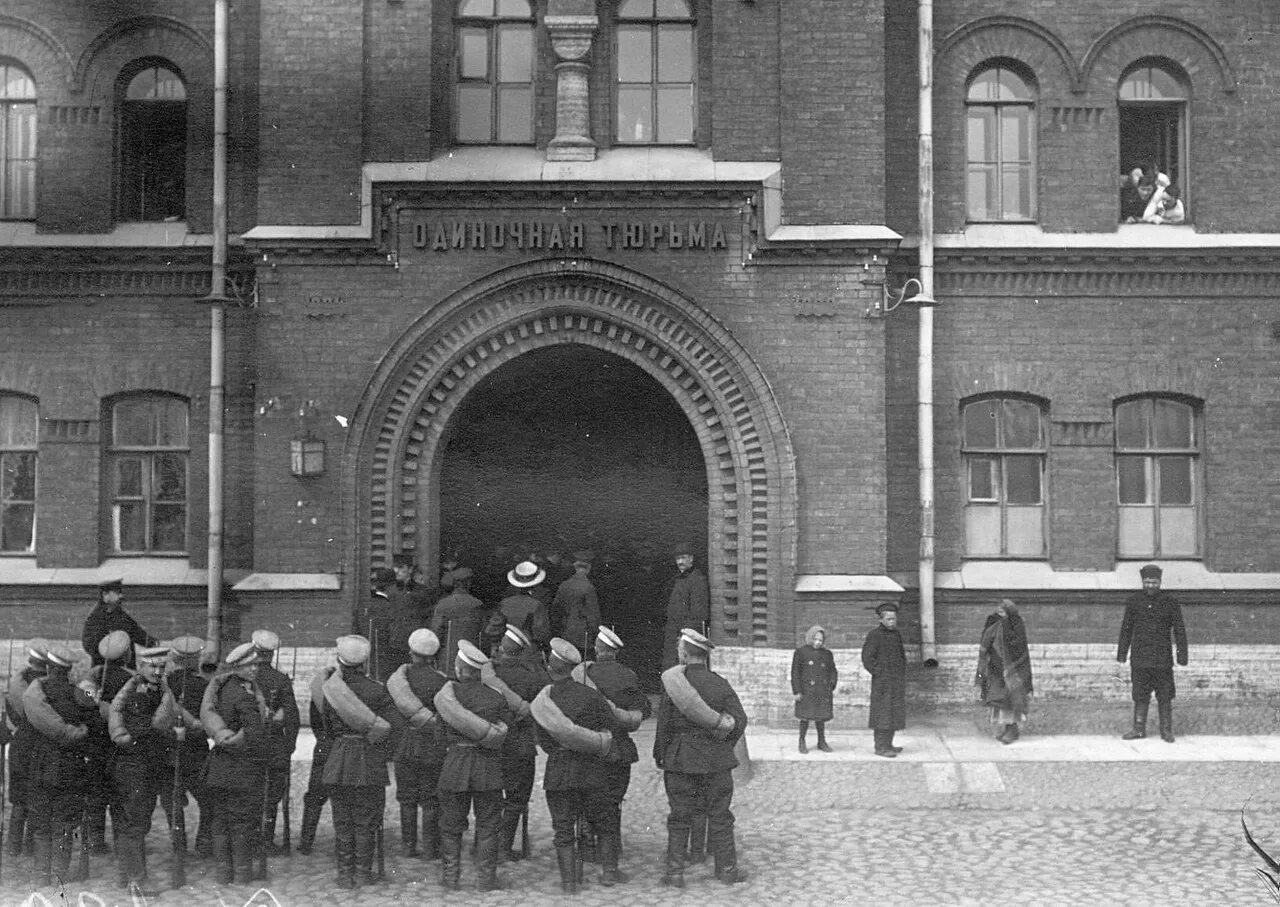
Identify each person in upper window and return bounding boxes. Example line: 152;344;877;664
1144;185;1185;225
1140;168;1172;221
1119;167;1148;223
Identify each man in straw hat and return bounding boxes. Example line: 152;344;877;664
164;636;213;858
862;602;907;758
387;628;448;860
109;644;179;895
5;641;49;860
201;641;269;884
654;627;749;888
251;629;300;854
315;635;404;890
433;639;511;891
83;579;155;669
500;560;552;650
661;543;709;670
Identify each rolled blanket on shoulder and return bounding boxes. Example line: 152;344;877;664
433;682;508;750
661;665;735;741
200;673;247;748
388;665;437;730
322;670;392;745
23;679;86;743
530;687;613;757
572;663;644;732
480;662;532;719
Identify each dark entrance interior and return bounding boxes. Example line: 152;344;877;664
438;344;707;689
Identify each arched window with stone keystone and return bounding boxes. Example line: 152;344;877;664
455;0;535;144
0;61;37;220
961;394;1048;558
965;61;1036;223
615;0;695;144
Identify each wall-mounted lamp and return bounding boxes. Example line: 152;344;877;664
290;435;326;477
865;277;937;318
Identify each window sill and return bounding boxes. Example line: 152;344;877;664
0;557;248;586
898;561;1280;591
930;223;1280;250
0;221;210;248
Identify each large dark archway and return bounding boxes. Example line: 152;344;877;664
438;344;707;685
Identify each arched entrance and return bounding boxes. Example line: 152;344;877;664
344;259;797;655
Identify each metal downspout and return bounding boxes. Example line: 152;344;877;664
917;0;938;666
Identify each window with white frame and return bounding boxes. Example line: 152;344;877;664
1115;396;1199;558
1118;61;1187;220
455;0;534;144
962;396;1047;557
0;62;37;219
108;395;189;553
615;0;695;144
965;63;1035;222
0;394;37;552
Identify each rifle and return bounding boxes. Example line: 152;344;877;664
0;668;8;884
170;670;188;889
257;676;272;881
376;822;385;880
282;646;298;857
520;805;529;860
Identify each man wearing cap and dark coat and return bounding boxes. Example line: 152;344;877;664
554;553;602;656
661;544;710;670
388;628;448;859
317;635;405;889
110;644;180;895
82;579;155;668
360;568;398;681
654;627;750;888
486;624;550;863
23;646;101;887
201;642;270;885
162;636;213;858
296;658;336;856
1117;564;1189;743
500;561;552;649
433;639;512;892
5;643;48;860
862;602;908;757
251;629;301;854
391;554;434;662
430;567;486;676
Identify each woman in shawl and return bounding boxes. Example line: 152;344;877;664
791;625;838;753
975;600;1033;744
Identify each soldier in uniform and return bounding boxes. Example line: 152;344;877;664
163;636;212;858
554;552;601;658
573;626;651;862
500;561;552;650
660;544;710;670
5;641;49;860
82;579;155;668
433;639;511;891
85;630;134;855
296;655;336;856
109;644;179;895
200;642;269;884
316;635;404;889
532;638;623;893
23;646;100;888
654;628;749;888
251;629;300;853
388;628;448;859
391;553;434;663
430;567;485;676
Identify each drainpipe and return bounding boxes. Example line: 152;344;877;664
205;0;229;661
917;0;938;666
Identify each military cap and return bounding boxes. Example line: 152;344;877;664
98;630;131;662
672;541;695;558
596;626;624;650
224;641;258;667
572;550;595;565
502;625;532;650
44;646;75;669
392;553;415;568
26;638;50;666
1139;564;1163;579
507;560;545;589
336;635;371;667
875;601;900;615
99;577;124;593
371;567;396;587
251;629;280;652
679;627;714;652
548;638;582;667
169;635;205;666
455;639;488;670
136;645;170;667
408;628;440;657
447;566;473;583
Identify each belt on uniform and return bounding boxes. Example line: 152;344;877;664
338;733;364;739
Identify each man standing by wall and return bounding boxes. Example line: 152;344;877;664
1117;564;1189;742
83;579;155;668
861;602;907;758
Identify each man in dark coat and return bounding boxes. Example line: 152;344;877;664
487;624;550;863
162;636;213;858
359;568;398;680
1117;564;1189;743
251;629;300;854
318;634;405;889
792;625;838;753
5;642;48;861
654;627;749;888
433;639;511;891
388;628;448;859
200;642;268;884
82;579;155;668
500;561;552;649
861;602;906;758
388;553;432;675
430;567;486;675
296;660;336;856
554;553;601;656
660;543;710;669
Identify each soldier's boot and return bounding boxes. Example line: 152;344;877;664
1122;701;1149;740
32;830;53;887
714;844;750;885
687;815;707;865
296;802;322;856
334;827;357;890
498;809;523;863
212;828;233;884
420;800;440;861
597;832;629;887
399;804;419;857
440;835;462;891
661;832;685;888
7;806;27;857
262;811;281;856
556;844;579;895
22;815;35;855
475;824;503;891
578;819;597;863
1158;700;1176;743
86;806;110;856
232;829;256;885
355;830;378;886
53;823;75;885
194;817;213;860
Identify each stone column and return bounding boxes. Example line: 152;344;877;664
545;15;598;162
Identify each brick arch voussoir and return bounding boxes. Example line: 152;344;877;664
74;15;213;98
947;363;1057;406
937;16;1081;94
1081;16;1236;97
1112;362;1208;404
0;15;75;97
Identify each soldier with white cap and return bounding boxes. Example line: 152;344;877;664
163;636;213;857
109;644;180;896
433;639;511;891
251;629;300;854
82;629;134;855
201;642;270;885
5;641;49;860
654;627;749;888
387;628;448;859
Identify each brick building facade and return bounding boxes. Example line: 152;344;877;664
1;1;1277;723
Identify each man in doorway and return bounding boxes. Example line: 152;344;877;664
661;543;709;670
554;551;601;657
360;567;397;680
430;567;485;673
1117;564;1188;742
500;561;552;650
83;578;156;668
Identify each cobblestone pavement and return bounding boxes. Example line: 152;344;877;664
6;727;1280;906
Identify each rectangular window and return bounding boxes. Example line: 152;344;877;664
1115;397;1199;558
0;394;36;552
962;397;1047;558
109;396;188;554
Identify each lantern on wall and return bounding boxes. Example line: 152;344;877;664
290;434;325;476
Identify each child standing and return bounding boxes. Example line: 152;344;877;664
791;625;838;753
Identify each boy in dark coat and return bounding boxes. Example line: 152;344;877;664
861;602;907;758
791;625;837;753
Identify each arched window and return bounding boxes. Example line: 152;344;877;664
1119;61;1188;218
616;0;695;144
107;395;189;553
0;394;37;552
961;396;1047;557
965;64;1035;222
0;63;37;219
1115;396;1199;558
455;0;534;144
119;64;187;221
